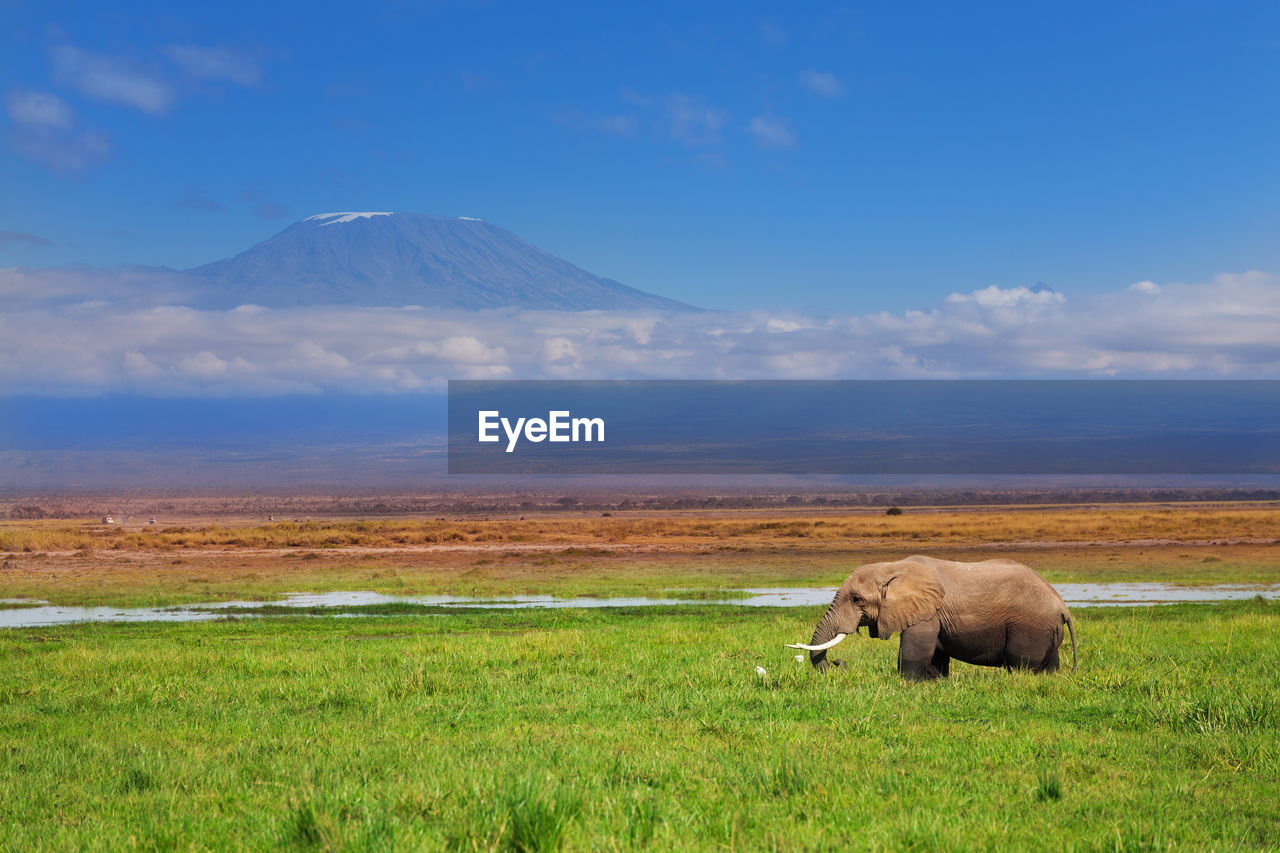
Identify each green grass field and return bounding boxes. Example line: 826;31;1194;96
2;601;1277;851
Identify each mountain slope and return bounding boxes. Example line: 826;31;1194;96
185;212;695;311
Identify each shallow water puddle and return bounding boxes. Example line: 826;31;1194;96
1;583;1277;629
742;583;1280;608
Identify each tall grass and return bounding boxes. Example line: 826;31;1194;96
445;777;582;852
0;601;1277;849
0;525;91;552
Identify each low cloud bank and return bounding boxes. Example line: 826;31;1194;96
1;269;1278;395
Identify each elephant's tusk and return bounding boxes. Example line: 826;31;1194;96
785;633;847;652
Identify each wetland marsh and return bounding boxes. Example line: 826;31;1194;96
1;502;1278;849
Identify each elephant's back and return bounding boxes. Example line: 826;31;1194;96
926;557;1068;618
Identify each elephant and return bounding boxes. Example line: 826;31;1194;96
788;555;1076;680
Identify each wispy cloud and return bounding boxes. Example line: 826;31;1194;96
252;200;290;219
11;42;266;177
4;87;110;176
566;91;728;149
52;46;175;114
174;198;224;213
162;44;262;86
593;114;641;137
4;89;75;129
174;186;225;213
798;69;844;98
2;270;1278;395
0;230;52;250
758;19;788;48
0;266;195;312
572;91;808;153
554;107;640;138
44;43;262;120
459;70;500;94
325;82;368;98
15;130;111;176
748;115;796;149
233;189;288;218
659;93;728;147
331;115;370;133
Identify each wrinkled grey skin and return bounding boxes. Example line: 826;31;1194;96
803;556;1076;680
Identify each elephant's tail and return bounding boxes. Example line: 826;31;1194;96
1063;612;1078;672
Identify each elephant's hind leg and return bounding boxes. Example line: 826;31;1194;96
929;647;950;678
1004;624;1062;672
1036;642;1060;673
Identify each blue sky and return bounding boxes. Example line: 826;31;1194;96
4;1;1279;314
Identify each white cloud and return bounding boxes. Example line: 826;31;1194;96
179;350;232;378
1130;280;1161;294
749;115;797;150
52;46;175;114
5;89;74;129
946;285;1066;307
162;45;262;86
765;318;805;333
0;270;1278;395
542;336;581;368
435;335;507;363
798;70;844;98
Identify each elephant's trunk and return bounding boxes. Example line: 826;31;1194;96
806;604;844;671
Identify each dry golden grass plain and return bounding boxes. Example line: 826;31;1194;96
2;502;1278;606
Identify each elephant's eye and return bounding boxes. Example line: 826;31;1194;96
850;594;864;604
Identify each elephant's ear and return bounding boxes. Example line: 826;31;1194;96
875;561;944;638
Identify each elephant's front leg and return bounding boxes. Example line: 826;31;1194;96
896;618;944;681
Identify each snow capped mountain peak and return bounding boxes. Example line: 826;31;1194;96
304;211;395;226
186;212;695;311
